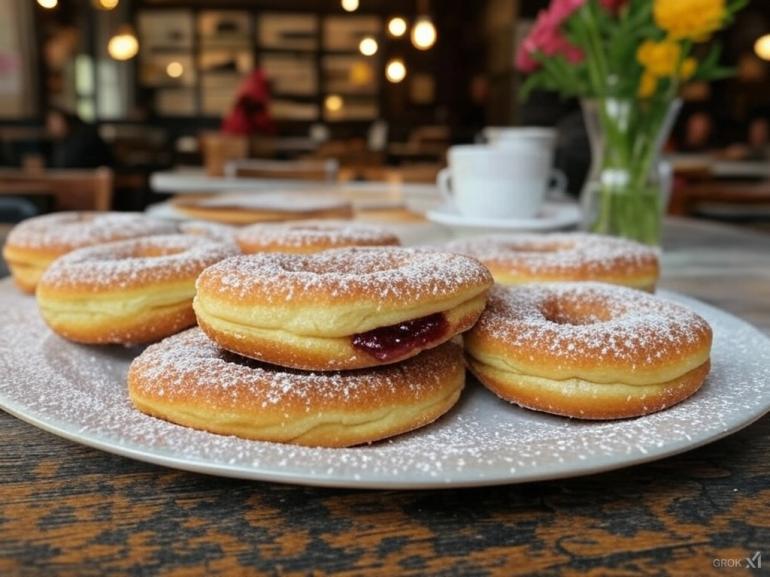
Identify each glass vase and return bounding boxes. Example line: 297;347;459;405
580;98;681;246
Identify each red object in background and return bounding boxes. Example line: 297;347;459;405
221;70;276;136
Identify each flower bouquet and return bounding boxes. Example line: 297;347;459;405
516;0;746;245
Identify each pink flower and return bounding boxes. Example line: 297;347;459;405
516;8;584;73
549;0;586;25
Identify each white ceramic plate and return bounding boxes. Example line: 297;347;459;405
427;202;581;234
1;279;769;489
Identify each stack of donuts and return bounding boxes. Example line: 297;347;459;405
2;212;714;448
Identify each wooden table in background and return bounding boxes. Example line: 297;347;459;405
1;218;769;576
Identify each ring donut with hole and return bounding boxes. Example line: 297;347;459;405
36;235;237;345
446;233;659;291
464;283;712;420
3;211;176;293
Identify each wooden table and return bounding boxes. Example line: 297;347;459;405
2;218;769;576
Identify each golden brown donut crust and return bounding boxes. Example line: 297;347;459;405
128;329;465;447
236;220;400;254
196;292;487;371
2;211;176;293
446;233;660;291
469;357;710;420
195;247;493;311
193;247;493;370
36;235;237;345
465;283;712;420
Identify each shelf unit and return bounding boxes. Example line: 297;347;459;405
136;8;383;124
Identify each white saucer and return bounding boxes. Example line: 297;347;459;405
427;202;581;233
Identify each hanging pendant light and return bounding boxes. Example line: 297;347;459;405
93;0;119;9
411;0;436;50
385;59;407;83
411;16;436;50
359;36;378;56
108;26;139;61
387;17;407;38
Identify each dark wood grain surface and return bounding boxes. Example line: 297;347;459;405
2;218;769;577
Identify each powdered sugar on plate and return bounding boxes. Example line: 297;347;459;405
0;278;768;488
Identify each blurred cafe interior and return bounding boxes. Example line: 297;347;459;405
5;2;770;571
2;0;770;229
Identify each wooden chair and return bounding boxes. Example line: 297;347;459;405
200;133;249;177
0;167;113;211
223;158;339;182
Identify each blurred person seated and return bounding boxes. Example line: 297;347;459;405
676;110;717;153
221;70;276;136
723;116;770;161
46;107;112;169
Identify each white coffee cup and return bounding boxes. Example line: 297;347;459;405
437;144;564;219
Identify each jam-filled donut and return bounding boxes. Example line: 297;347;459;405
128;328;465;447
465;283;712;420
194;247;493;370
2;211;176;293
37;235;237;345
236;220;400;254
446;233;659;291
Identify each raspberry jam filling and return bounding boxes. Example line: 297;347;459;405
351;313;449;362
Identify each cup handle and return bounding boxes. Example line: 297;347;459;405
436;167;453;205
548;168;568;199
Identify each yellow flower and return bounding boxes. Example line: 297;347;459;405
653;0;726;42
680;57;697;80
639;71;658;98
637;39;682;77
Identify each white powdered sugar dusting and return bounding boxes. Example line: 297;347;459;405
40;234;238;290
235;220;400;250
197;247;493;305
475;283;711;367
0;280;768;487
5;211;176;251
131;328;450;406
177;220;239;243
445;233;658;276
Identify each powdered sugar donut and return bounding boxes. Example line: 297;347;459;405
445;233;659;291
177;220;238;244
236;220;400;254
465;283;712;420
128;328;465;447
3;211;176;293
194;247;493;370
37;234;237;345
